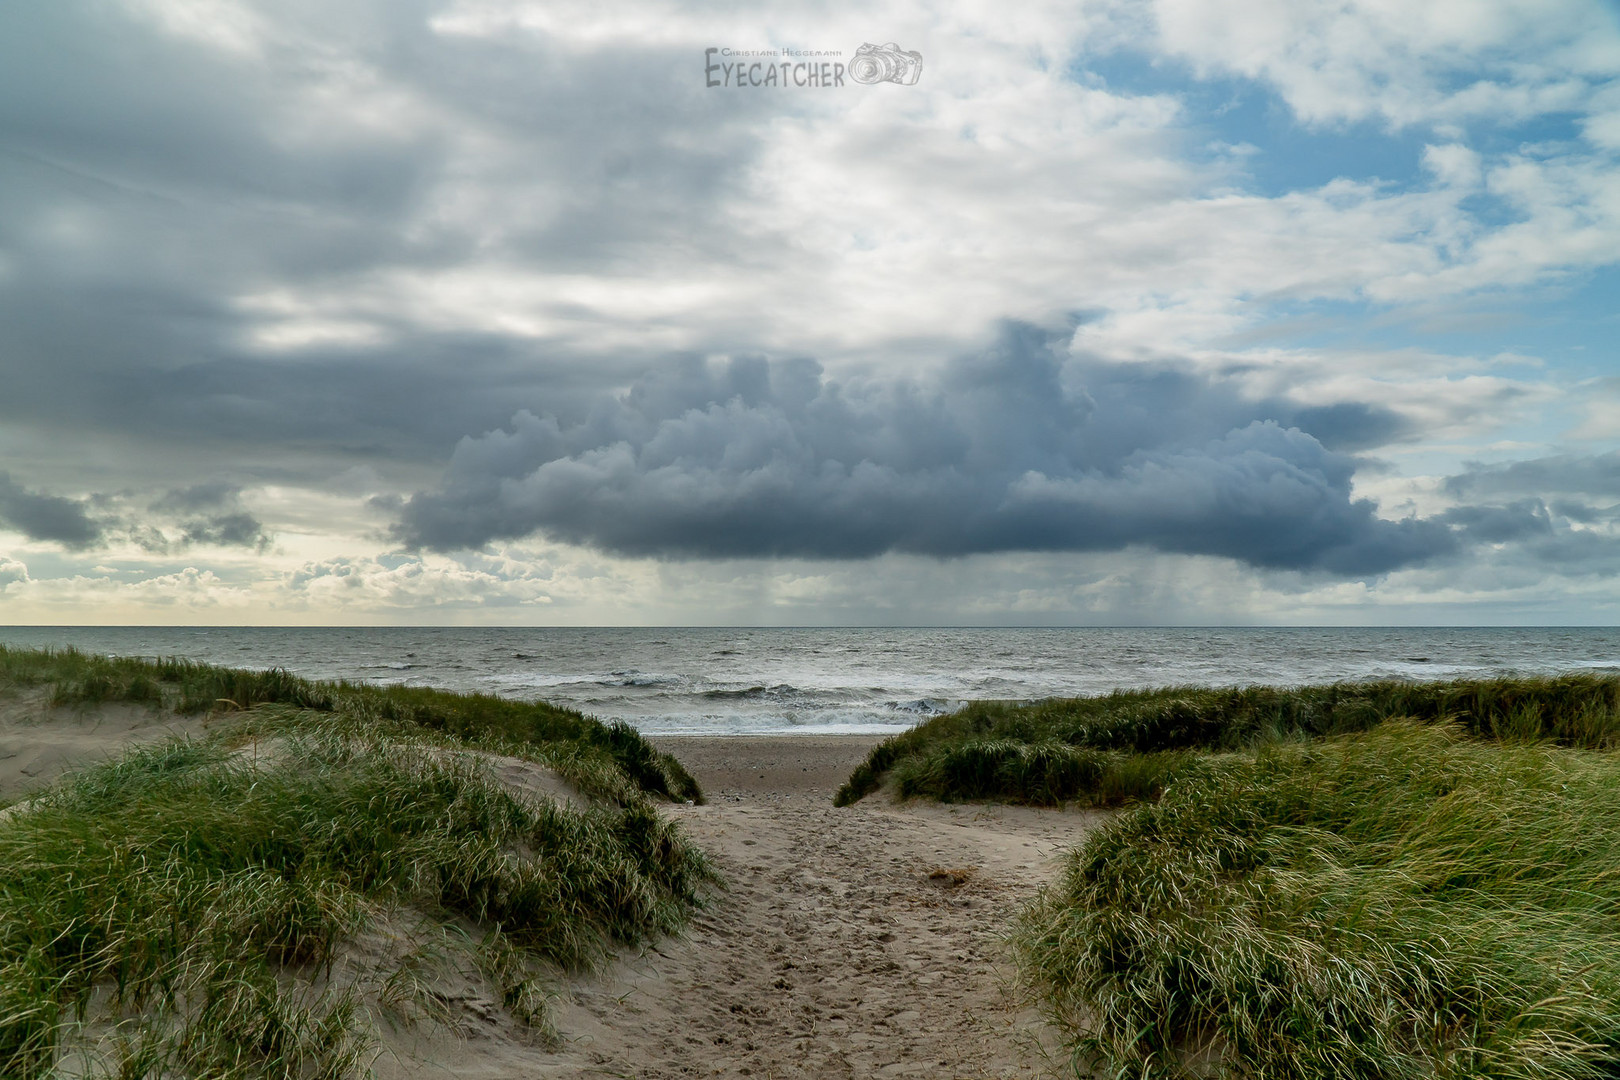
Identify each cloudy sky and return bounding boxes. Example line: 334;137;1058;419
1;0;1617;626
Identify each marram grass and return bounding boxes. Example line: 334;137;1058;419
0;644;701;804
1017;722;1620;1080
835;674;1620;806
0;727;713;1078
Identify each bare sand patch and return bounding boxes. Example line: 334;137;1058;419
0;688;204;803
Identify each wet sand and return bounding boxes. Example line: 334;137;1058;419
652;733;886;798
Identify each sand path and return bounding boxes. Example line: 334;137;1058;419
407;736;1101;1080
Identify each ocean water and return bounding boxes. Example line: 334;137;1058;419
1;626;1617;736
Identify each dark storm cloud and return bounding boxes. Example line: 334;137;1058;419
149;485;272;552
395;328;1453;575
151;483;242;513
1440;501;1620;576
0;472;102;547
1432;456;1620;575
1437;500;1554;543
1445;451;1620;500
1550;499;1617;525
1289;402;1411;453
179;513;271;551
0;287;639;476
0;476;271;554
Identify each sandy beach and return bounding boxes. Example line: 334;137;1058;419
2;694;1097;1078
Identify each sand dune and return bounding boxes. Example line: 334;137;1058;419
0;698;1092;1078
0;688;205;803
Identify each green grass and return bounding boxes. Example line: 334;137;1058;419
846;675;1620;1075
1016;721;1620;1079
0;644;701;804
0;645;716;1077
0;727;713;1079
888;739;1196;807
834;674;1620;806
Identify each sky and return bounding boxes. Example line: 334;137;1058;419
0;0;1618;627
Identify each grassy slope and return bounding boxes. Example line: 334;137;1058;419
838;675;1620;1077
0;647;714;1079
0;644;701;804
834;675;1620;807
1018;722;1620;1080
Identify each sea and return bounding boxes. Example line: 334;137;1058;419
1;626;1617;737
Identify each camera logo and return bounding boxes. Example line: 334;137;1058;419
848;42;923;85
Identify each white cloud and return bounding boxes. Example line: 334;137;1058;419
203;1;1615;388
1144;0;1619;131
285;555;554;610
119;0;268;56
1568;378;1620;442
0;557;29;588
1423;143;1483;190
0;567;255;622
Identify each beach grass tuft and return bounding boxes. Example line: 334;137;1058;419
834;674;1620;806
0;645;715;1077
1016;721;1620;1079
0;644;702;804
0;727;712;1078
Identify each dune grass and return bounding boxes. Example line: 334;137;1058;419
846;675;1620;1076
834;674;1620;806
0;644;701;804
0;726;713;1079
0;645;716;1076
1017;721;1620;1079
